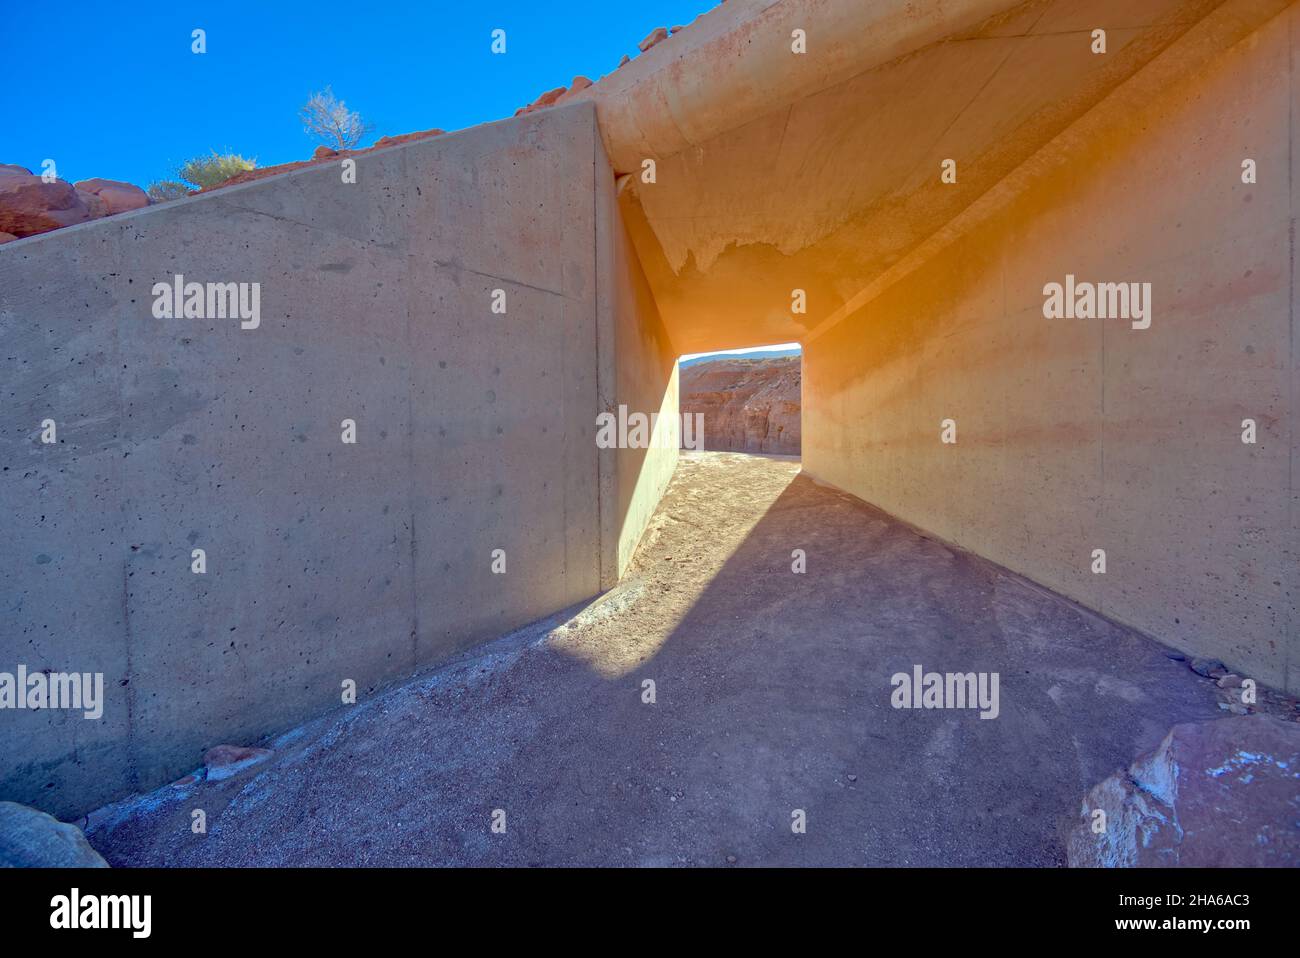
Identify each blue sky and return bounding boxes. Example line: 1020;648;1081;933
1;0;718;189
680;344;801;363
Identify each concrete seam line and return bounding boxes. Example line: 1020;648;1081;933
404;147;419;673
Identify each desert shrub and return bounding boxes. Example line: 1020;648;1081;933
176;151;257;190
145;180;191;202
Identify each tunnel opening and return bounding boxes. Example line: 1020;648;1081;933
4;0;1296;870
677;342;802;458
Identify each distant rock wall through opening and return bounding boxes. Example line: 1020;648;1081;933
680;356;801;456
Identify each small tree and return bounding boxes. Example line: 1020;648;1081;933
177;152;257;189
300;87;372;150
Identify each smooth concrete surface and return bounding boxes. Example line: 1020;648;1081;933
81;454;1228;867
582;0;1286;353
3;0;1295;827
596;135;681;582
803;6;1298;693
0;103;627;817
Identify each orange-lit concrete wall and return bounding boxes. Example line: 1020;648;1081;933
803;9;1297;693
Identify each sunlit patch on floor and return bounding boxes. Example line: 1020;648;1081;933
548;452;799;678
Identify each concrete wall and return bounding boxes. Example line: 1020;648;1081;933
804;9;1298;694
0;103;620;817
582;0;1261;356
596;146;680;583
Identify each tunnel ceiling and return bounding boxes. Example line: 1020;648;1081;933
577;0;1255;355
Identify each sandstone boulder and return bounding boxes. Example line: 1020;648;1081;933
0;232;17;245
554;77;595;108
1066;715;1300;867
0;171;109;237
524;86;567;114
0;801;109;867
73;178;149;215
639;27;669;53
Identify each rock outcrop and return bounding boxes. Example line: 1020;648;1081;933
73;177;150;215
0;801;109;867
638;27;670;53
0;125;458;245
0;166;110;238
1065;715;1300;867
2;11;714;241
680;356;800;455
515;76;595;117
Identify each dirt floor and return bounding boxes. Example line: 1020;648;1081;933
86;452;1243;866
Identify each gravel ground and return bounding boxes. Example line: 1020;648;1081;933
86;451;1233;866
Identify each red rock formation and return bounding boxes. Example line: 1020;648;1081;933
638;27;670;53
680;356;800;455
0;166;110;238
3;11;712;238
73;178;149;215
1065;716;1300;867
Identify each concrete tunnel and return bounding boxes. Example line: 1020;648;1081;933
1;0;1297;823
